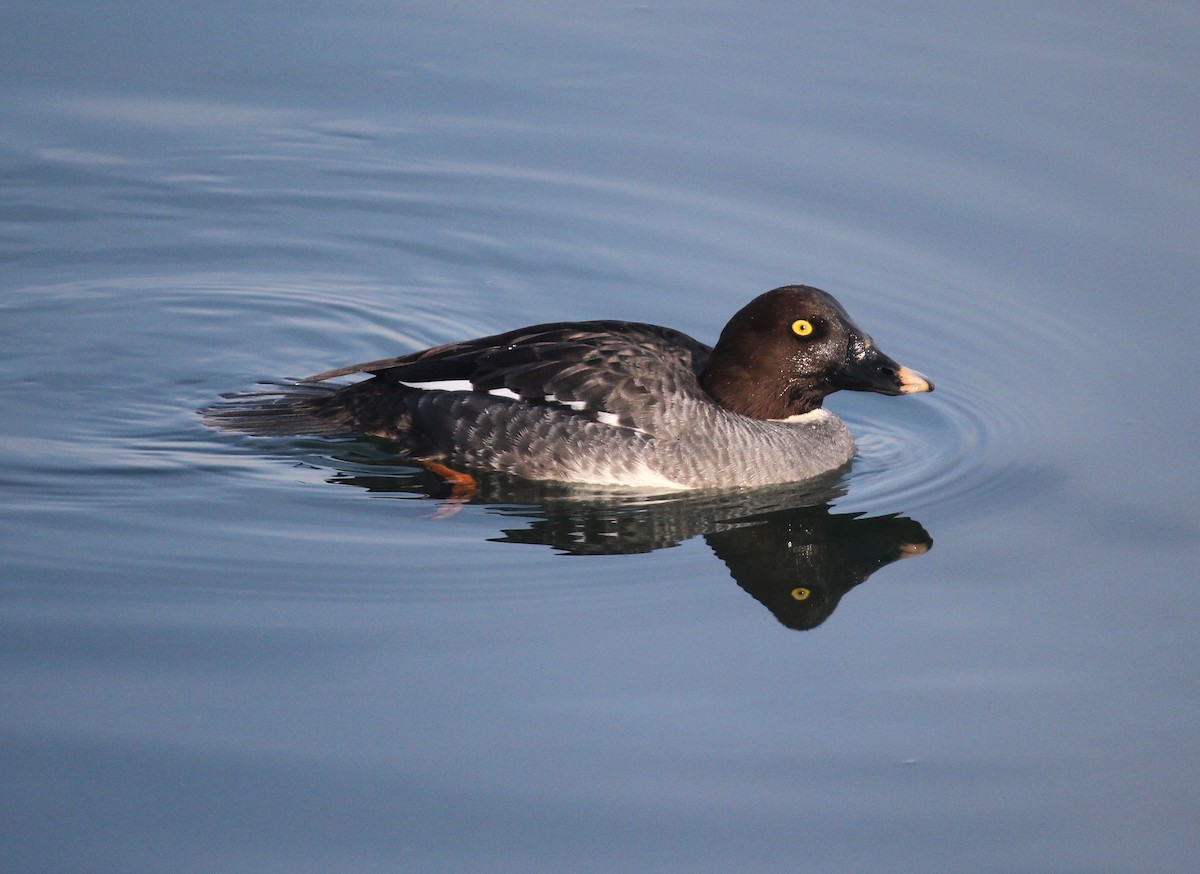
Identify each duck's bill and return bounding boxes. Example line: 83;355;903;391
897;366;933;394
832;346;934;396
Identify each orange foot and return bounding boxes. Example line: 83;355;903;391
419;460;478;518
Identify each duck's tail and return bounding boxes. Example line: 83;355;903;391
201;379;413;440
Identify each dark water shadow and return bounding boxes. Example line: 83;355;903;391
322;457;933;632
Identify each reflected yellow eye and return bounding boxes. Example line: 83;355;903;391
791;319;814;337
790;587;811;601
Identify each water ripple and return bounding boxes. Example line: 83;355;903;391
837;274;1089;514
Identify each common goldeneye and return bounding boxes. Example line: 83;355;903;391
204;285;932;490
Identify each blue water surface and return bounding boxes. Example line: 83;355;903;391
2;3;1198;872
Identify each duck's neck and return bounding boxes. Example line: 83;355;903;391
699;356;826;419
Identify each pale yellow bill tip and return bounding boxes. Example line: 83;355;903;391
897;366;933;394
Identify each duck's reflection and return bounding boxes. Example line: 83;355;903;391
326;461;931;632
704;507;929;631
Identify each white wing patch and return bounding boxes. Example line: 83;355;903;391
540;392;586;412
398;379;476;393
398;379;520;400
399;379;645;431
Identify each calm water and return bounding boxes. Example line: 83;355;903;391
3;3;1198;872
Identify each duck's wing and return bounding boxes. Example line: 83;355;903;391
303;320;714;438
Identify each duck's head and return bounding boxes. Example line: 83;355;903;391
700;285;933;419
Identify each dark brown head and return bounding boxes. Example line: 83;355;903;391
699;285;932;419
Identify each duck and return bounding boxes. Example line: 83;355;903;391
203;285;932;490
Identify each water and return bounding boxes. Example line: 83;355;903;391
3;2;1198;871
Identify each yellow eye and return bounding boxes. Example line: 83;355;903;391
791;319;814;337
790;587;811;601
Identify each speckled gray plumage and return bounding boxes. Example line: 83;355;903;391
401;387;854;488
